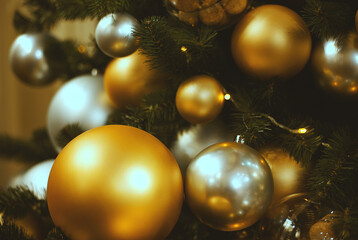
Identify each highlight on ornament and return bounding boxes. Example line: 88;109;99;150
47;125;183;240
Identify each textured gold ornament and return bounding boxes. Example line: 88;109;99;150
260;147;305;205
312;33;358;95
309;212;339;240
186;142;274;231
47;125;183;240
175;75;224;124
231;5;312;80
104;50;162;109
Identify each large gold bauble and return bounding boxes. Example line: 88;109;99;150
312;33;358;95
104;50;162;109
186;142;273;231
47;125;183;240
259;147;305;205
231;5;312;80
175;75;224;124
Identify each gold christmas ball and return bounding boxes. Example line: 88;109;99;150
47;125;184;240
260;147;305;205
175;75;224;124
312;33;358;95
309;212;339;240
231;5;312;80
104;50;162;109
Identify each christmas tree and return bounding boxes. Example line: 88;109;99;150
1;0;358;239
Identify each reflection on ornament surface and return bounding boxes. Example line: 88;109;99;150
312;33;358;95
186;142;273;231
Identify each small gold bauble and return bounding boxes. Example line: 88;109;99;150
260;147;305;205
175;75;224;124
231;5;312;80
47;125;183;240
309;212;339;240
311;33;358;95
104;50;162;109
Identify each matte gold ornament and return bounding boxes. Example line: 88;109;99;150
104;50;162;109
231;5;312;80
47;125;183;240
95;13;139;58
312;33;358;95
9;33;63;86
259;147;305;205
186;142;274;231
175;75;224;124
309;212;339;240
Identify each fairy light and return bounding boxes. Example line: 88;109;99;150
78;44;86;53
298;128;307;134
181;46;187;52
224;93;231;100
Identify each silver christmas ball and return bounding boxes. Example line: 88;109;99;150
10;160;55;199
312;33;358;95
9;33;62;86
171;120;236;175
186;142;274;231
47;75;114;152
95;13;139;58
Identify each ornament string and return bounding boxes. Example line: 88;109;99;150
223;89;309;135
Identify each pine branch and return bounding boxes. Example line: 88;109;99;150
0;129;57;162
134;16;218;78
0;220;34;240
56;123;85;148
0;187;49;219
302;0;356;40
45;228;70;240
308;129;358;203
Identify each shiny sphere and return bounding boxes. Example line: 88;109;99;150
47;75;113;152
186;142;273;231
231;5;312;80
95;13;138;58
10;160;54;199
47;125;183;240
312;33;358;95
259;147;305;205
9;33;62;86
175;75;224;124
104;50;162;109
171;120;236;175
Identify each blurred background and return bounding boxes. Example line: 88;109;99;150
0;0;96;188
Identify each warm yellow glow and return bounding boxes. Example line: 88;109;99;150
78;45;86;53
298;128;307;134
224;93;231;100
181;46;187;52
74;146;99;169
125;167;152;194
333;81;339;87
350;86;357;93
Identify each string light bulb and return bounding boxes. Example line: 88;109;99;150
224;93;231;100
181;46;187;52
298;128;307;134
